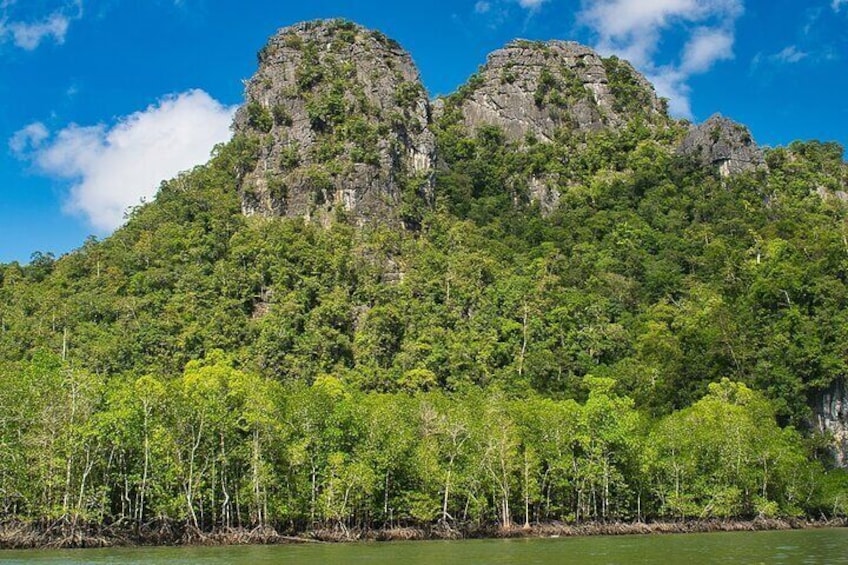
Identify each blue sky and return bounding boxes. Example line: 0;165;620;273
2;0;847;263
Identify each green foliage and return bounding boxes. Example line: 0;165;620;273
602;56;659;118
215;134;261;180
246;101;273;133
534;68;558;107
265;174;288;203
279;144;301;170
532;66;589;110
281;32;303;50
305;83;347;132
395;81;423;108
327;19;358;44
296;42;324;91
451;72;485;105
342;117;380;165
5;351;825;531
814;469;848;516
648;380;819;519
25;251;55;282
271;104;293;127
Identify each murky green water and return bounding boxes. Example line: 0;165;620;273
1;528;846;564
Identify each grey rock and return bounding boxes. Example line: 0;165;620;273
528;175;560;215
453;40;667;143
678;114;766;177
816;185;848;202
443;40;666;214
233;20;435;226
813;377;848;468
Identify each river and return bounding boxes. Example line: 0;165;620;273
1;528;846;564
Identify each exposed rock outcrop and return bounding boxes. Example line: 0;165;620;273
814;377;848;468
449;40;667;143
678;114;766;177
233;20;435;226
232;22;769;223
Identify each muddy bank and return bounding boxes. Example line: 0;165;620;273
0;519;306;550
308;518;848;542
2;517;846;550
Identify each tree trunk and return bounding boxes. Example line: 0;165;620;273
523;449;531;528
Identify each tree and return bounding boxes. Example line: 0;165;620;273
649;379;818;518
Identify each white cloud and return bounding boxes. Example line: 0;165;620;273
5;12;70;49
476;0;546;17
8;122;49;154
472;0;545;28
578;0;743;118
0;0;81;50
833;0;847;12
751;45;812;71
681;27;734;73
802;8;822;35
12;90;236;232
771;45;808;64
517;0;547;9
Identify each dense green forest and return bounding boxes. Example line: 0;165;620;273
2;72;848;538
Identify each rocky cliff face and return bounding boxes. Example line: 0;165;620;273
814;377;848;467
233;20;435;226
232;22;767;225
448;40;668;143
677;114;766;177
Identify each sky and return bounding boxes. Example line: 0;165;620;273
1;0;847;263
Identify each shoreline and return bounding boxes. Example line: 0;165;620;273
1;517;846;550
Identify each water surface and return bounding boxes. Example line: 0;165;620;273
2;528;846;564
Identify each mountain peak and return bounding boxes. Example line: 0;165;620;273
233;19;435;226
443;38;668;143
